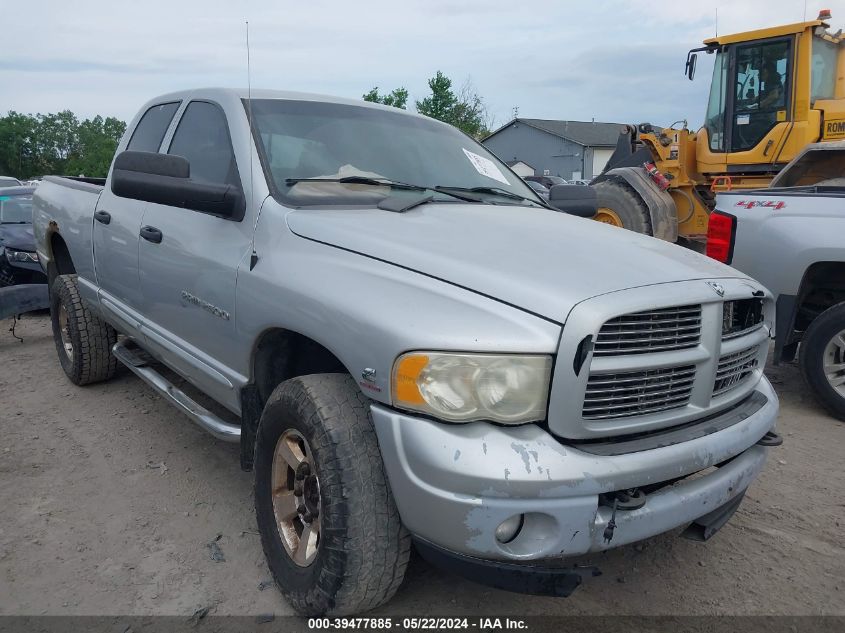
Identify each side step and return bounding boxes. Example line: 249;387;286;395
112;340;241;443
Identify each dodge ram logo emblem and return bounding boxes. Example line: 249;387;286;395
706;282;725;297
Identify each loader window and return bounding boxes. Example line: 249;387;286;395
811;37;838;103
731;40;791;151
705;51;728;151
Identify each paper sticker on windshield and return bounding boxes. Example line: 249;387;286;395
736;114;750;125
462;148;509;185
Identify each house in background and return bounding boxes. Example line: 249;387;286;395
483;118;625;181
504;160;534;178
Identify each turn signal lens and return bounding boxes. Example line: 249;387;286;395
706;211;736;264
392;352;552;424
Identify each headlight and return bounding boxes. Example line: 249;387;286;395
5;248;38;263
392;352;552;424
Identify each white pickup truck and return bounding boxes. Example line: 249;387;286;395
708;142;845;419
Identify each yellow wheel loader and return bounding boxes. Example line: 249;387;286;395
589;9;845;247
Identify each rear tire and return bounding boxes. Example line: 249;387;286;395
593;179;653;236
254;374;410;615
799;302;845;420
50;274;118;386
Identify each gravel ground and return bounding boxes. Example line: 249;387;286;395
0;313;843;617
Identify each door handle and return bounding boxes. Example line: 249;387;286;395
140;226;163;244
94;210;111;225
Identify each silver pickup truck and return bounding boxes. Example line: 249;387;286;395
708;142;845;420
33;88;781;615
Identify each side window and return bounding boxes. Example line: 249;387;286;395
168;101;240;187
127;102;180;152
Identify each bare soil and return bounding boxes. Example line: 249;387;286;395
1;314;843;616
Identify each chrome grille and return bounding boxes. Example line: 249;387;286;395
594;305;702;356
583;365;696;419
713;346;759;396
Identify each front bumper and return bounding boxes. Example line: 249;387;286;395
0;256;46;287
371;376;778;562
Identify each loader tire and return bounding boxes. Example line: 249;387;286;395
593;179;653;236
254;374;410;615
799;301;845;420
50;274;118;386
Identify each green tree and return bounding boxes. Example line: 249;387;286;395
363;86;409;109
0;110;126;179
414;71;490;139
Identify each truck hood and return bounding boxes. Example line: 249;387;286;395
0;223;35;251
287;203;742;322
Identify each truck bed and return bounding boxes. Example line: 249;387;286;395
32;176;104;286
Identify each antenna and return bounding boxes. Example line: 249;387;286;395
715;7;718;37
246;20;259;270
803;0;808;21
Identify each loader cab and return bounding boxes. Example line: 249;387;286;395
703;38;792;155
691;14;844;174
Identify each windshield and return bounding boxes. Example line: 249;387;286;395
0;194;32;223
249;99;541;207
705;50;728;152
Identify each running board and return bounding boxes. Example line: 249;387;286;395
112;340;241;443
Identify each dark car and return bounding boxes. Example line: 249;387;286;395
0;187;46;286
525;175;568;189
524;179;550;199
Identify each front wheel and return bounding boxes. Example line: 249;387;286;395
254;374;410;615
799;301;845;420
592;179;654;235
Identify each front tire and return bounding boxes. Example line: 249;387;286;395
254;374;410;615
50;274;118;386
592;179;653;235
799;301;845;420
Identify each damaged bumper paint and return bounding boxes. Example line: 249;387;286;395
371;376;778;562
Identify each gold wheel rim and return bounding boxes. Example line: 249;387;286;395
271;429;321;567
594;207;623;227
58;304;74;362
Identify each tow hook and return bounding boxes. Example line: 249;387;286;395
756;430;783;447
600;489;646;543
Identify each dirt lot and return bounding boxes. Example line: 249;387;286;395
0;313;843;617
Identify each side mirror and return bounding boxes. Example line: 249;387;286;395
111;150;244;220
548;184;597;218
685;52;698;81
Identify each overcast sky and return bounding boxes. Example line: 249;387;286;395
2;0;842;128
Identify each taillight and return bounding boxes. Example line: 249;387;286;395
706;211;736;264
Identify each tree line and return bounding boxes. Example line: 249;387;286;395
0;111;126;180
1;71;490;180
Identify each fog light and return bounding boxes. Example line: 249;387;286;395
494;514;524;543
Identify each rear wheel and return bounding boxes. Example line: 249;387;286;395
799;301;845;420
592;179;653;235
50;274;118;385
254;374;410;615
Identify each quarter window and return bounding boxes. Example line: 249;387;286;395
127;102;180;152
168;101;240;187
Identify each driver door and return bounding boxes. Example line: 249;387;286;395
136;100;253;410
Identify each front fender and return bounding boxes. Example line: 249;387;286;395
603;166;678;242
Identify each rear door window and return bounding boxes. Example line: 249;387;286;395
167;101;241;187
127;102;180;152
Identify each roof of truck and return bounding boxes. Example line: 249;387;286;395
144;87;428;118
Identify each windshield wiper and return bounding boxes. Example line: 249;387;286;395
435;185;550;208
284;176;483;203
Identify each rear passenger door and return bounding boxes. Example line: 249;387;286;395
137;100;252;408
95;101;179;315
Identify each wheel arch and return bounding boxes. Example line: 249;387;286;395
239;327;353;471
47;233;76;285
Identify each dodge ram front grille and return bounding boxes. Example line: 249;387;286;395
713;346;759;396
593;305;702;356
582;365;696;419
